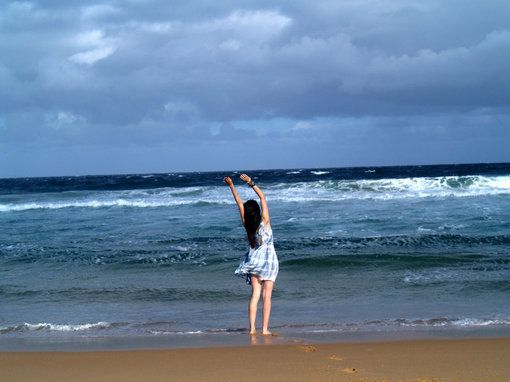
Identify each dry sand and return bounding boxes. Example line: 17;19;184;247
1;337;509;381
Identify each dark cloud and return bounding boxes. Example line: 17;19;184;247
1;0;509;176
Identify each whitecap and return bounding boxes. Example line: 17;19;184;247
0;197;232;212
0;321;111;334
148;329;204;335
394;317;510;328
452;318;510;327
2;174;510;213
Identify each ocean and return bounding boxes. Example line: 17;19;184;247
1;163;510;349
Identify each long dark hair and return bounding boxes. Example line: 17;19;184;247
243;199;261;248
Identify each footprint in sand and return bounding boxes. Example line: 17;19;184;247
341;367;356;374
328;355;343;361
297;345;317;353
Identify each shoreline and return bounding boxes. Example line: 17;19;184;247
0;325;510;353
2;325;510;352
1;337;509;381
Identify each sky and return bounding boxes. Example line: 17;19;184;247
1;0;510;177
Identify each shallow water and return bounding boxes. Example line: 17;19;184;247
1;163;510;346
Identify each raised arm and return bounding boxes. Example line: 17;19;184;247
240;174;269;225
223;176;245;225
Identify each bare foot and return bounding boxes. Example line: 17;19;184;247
249;330;257;335
262;331;277;336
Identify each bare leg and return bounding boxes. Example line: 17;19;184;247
249;275;262;334
261;280;274;335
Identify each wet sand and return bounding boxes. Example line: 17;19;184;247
1;337;509;381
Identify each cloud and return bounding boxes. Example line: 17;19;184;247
68;29;117;65
45;111;86;130
80;4;120;20
69;46;116;65
0;0;509;176
207;10;292;42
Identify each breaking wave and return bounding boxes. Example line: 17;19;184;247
1;175;509;212
0;321;112;334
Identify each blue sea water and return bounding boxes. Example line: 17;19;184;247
1;163;510;348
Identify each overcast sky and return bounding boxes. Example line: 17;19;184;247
1;0;509;177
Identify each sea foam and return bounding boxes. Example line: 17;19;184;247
0;322;111;334
1;175;509;212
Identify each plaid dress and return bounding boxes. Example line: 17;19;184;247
235;221;279;285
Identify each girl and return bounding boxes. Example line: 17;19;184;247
224;173;279;335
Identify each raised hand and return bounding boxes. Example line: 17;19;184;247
240;174;252;184
223;176;233;186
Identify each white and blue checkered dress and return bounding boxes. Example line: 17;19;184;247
235;221;279;285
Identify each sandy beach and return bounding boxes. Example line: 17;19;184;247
1;337;509;382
